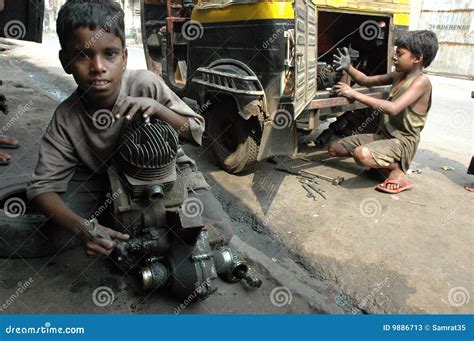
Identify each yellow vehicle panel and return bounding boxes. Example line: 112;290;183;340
193;0;410;26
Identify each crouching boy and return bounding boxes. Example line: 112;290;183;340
328;30;438;193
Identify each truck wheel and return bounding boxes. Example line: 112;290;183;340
208;100;260;174
0;176;80;258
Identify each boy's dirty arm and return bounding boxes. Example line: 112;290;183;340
333;76;430;116
32;193;129;256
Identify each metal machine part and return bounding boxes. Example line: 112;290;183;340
300;170;344;186
119;119;179;180
109;119;261;301
119;119;179;198
317;47;360;91
317;63;338;90
213;246;262;288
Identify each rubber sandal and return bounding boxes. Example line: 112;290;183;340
375;179;414;194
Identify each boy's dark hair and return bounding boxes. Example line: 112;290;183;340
56;0;125;50
395;30;439;68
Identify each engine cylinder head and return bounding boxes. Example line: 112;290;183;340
119;119;179;181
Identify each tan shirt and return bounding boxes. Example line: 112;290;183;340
26;69;204;201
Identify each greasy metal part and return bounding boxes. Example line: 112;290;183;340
167;228;218;300
213;246;262;288
193;60;265;97
119;119;178;181
317;63;338;90
307;182;327;200
299;169;344;186
299;178;326;200
297;176;319;185
145;184;164;201
302;183;317;201
140;262;169;290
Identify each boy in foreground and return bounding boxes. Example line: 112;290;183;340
25;0;232;257
328;30;438;194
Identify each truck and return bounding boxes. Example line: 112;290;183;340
141;0;411;173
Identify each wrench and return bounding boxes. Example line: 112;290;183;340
302;183;317;201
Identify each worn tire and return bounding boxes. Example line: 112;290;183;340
0;176;80;258
208;100;260;174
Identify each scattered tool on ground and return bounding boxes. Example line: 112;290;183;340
299;178;327;200
299;170;344;186
302;183;317;201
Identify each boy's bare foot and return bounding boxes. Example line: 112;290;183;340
465;184;474;192
375;167;413;193
384;168;405;190
376;179;414;194
0;150;11;165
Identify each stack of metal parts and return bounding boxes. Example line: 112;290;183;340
118;119;179;199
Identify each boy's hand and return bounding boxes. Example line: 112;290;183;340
115;96;159;121
82;219;129;257
333;82;356;100
333;47;351;71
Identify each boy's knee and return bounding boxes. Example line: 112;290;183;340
353;146;372;164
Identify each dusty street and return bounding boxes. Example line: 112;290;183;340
0;35;472;314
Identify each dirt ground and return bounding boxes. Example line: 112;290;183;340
0;37;472;314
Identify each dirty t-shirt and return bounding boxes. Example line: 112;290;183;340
26;69;205;201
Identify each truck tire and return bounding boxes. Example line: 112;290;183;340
0;176;80;258
208;100;260;174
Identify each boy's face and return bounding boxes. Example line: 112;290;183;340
393;47;422;73
60;27;128;108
